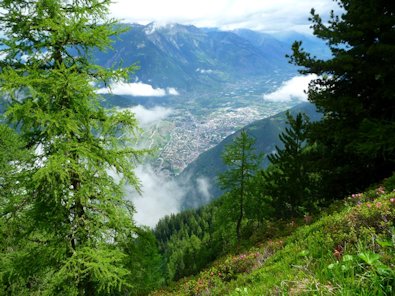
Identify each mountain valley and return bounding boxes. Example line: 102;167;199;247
98;23;327;176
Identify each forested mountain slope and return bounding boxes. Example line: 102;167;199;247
153;184;395;295
178;102;321;209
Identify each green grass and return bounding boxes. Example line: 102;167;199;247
152;186;395;295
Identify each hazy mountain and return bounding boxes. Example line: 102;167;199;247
273;30;332;59
177;102;321;209
94;23;325;92
232;29;290;60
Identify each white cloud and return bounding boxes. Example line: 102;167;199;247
196;177;212;202
263;74;317;102
128;165;185;227
97;81;179;97
126;105;173;125
110;0;341;33
167;87;180;96
123;168;214;228
196;68;214;74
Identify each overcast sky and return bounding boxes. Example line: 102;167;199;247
110;0;340;33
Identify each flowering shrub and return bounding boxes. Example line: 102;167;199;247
152;185;395;296
172;241;285;295
348;186;387;205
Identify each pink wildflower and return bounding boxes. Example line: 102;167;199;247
376;186;385;195
375;202;382;208
390;198;395;204
366;202;372;208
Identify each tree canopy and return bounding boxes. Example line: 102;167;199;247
290;0;395;198
263;112;320;217
0;0;147;294
218;130;263;244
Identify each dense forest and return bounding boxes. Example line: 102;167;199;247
0;0;394;295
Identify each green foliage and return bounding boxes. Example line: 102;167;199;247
289;0;395;199
120;228;165;295
178;103;321;209
154;186;395;295
0;125;33;294
153;197;270;283
218;130;264;244
0;0;149;294
151;241;284;296
263;112;320;217
155;206;221;282
0;124;31;200
50;247;131;295
383;172;395;192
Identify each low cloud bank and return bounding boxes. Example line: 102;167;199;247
196;177;212;204
128;165;185;227
126;105;173;126
125;166;214;228
97;81;179;97
263;74;317;102
167;87;180;96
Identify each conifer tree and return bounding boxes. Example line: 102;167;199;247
289;0;395;198
218;130;262;245
263;112;318;217
0;0;145;294
0;124;29;200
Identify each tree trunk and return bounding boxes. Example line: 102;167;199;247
237;141;246;247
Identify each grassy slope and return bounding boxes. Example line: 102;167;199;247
152;186;395;295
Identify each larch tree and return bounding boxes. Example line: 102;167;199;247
289;0;395;199
218;130;262;245
0;124;31;270
0;124;29;200
0;0;146;294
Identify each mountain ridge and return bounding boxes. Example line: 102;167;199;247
94;23;327;92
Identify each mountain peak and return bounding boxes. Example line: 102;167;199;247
143;22;200;35
144;22;167;35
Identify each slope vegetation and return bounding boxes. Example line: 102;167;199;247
152;184;395;295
